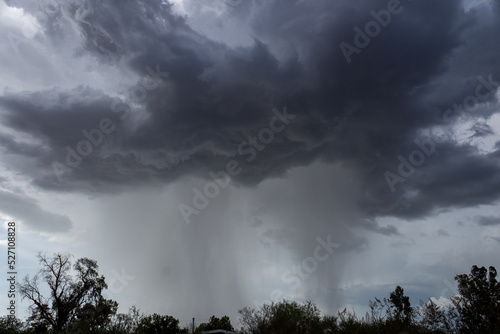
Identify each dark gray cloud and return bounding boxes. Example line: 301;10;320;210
355;220;400;236
1;0;500;225
436;229;450;237
0;189;72;232
475;215;500;226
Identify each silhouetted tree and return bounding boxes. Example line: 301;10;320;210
367;285;418;333
453;265;500;333
69;298;118;333
18;252;116;333
108;306;142;334
320;315;339;333
194;315;234;333
418;298;452;333
136;314;180;334
389;286;413;326
337;308;367;333
15;258;500;334
0;316;25;334
238;300;322;334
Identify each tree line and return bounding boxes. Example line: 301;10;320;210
2;252;499;333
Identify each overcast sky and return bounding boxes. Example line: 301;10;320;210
1;0;500;327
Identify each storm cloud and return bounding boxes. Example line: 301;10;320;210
1;0;500;323
1;0;499;223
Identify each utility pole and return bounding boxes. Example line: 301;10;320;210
192;317;195;333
